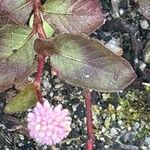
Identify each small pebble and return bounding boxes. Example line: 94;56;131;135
54;83;63;89
110;128;118;137
128;126;132;131
18;143;24;147
54;78;60;83
118;120;123;126
105;38;123;56
141;145;148;150
119;8;124;16
134;58;139;64
101;127;106;133
112;113;116;121
100;137;105;142
139;61;146;71
49;91;54;97
104;145;109;149
72;105;77;111
133;122;140;131
42;90;47;96
116;106;122;111
120;144;139;150
124;132;133;142
19;134;24;140
145;137;150;146
43;80;52;90
140;20;149;29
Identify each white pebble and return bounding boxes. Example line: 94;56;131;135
141;145;148;150
19;134;25;140
43;80;52;90
116;106;122;111
133;122;140;131
104;145;109;149
128;126;132;131
55;83;63;89
49;91;54;97
140;20;149;29
139;61;146;71
105;38;123;56
145;137;150;146
101;127;106;133
119;8;124;15
134;58;139;64
42;90;47;96
110;128;118;137
100;137;105;142
118;120;123;126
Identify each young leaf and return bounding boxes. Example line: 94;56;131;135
0;25;37;92
4;83;37;113
0;0;32;26
29;14;54;38
43;0;105;34
43;34;136;92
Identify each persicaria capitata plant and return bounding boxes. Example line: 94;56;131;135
0;0;137;149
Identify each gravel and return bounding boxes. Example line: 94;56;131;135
0;0;150;150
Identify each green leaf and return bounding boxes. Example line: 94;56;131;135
41;34;136;92
0;25;37;92
4;83;37;113
43;0;105;34
29;14;54;38
0;25;32;60
0;0;33;26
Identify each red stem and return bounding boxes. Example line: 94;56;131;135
84;90;94;150
32;0;47;104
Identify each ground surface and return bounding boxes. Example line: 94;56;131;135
0;0;150;150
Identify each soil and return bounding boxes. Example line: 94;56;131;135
0;0;150;150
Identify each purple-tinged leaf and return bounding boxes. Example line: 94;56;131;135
43;0;105;34
0;25;37;92
40;34;136;92
0;0;32;26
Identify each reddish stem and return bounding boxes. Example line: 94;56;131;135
32;0;47;104
84;90;94;150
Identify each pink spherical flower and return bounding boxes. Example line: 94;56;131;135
27;100;72;145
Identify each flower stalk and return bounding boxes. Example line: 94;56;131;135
85;90;94;150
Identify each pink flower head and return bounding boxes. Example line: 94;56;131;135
27;100;72;145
